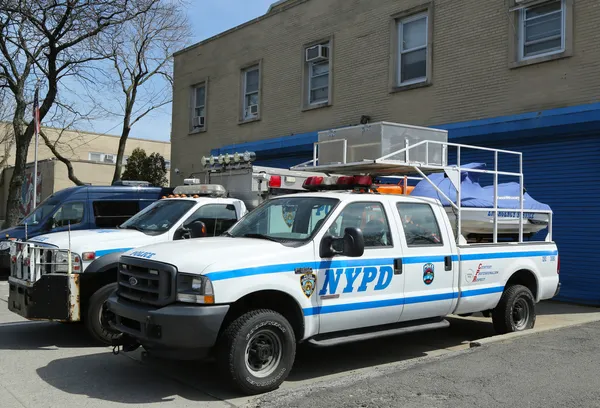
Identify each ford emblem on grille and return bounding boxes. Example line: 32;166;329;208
129;277;138;286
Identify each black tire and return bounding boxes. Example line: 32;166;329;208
217;309;296;395
492;284;536;335
85;282;122;345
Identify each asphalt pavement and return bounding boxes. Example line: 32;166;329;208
2;279;600;408
250;321;600;408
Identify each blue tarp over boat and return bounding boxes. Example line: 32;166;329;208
410;163;552;212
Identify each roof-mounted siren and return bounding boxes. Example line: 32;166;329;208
306;44;329;63
112;180;151;187
200;151;257;169
315;122;448;169
173;184;227;197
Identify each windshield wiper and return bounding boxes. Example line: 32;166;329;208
222;231;233;237
242;233;280;243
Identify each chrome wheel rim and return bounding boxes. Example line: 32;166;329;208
244;329;282;378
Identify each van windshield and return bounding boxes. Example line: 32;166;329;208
19;198;60;226
119;199;196;234
228;196;338;244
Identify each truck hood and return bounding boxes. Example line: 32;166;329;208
122;237;292;276
28;229;155;255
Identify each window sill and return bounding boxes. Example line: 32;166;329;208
390;79;431;94
302;102;331;112
188;128;207;135
238;117;261;125
510;50;572;69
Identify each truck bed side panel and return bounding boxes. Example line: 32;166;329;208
453;243;558;315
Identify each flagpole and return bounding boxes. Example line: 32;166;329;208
32;85;39;210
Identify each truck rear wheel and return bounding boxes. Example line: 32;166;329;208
217;309;296;395
85;283;123;345
492;284;536;334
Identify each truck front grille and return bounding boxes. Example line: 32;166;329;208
117;257;176;306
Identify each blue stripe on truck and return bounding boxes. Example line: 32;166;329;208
303;286;504;316
205;249;557;281
95;247;133;257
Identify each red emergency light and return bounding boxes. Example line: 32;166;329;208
269;175;282;188
302;175;373;191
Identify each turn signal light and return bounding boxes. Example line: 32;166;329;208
82;252;96;261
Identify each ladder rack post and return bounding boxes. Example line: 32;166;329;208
519;153;524;242
457;145;462;244
493;150;499;244
405;139;410;162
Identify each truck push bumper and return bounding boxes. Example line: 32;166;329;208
106;294;229;360
8;274;80;322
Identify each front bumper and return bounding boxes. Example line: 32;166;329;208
8;275;79;322
106;294;229;360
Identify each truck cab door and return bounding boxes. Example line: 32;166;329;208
314;201;405;334
393;201;457;322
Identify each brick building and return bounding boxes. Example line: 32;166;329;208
170;0;600;304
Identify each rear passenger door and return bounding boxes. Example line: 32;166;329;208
394;202;457;321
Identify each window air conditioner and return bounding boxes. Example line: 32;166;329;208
192;116;205;128
306;44;329;62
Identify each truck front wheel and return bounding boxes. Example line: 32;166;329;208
492;284;536;334
85;283;123;345
217;309;296;395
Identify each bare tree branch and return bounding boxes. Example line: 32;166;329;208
39;129;85;186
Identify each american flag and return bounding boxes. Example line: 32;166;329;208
33;86;40;135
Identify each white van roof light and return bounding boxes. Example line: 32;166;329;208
201;151;257;169
173;184;227;197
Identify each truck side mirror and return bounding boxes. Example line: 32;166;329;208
319;227;364;258
342;227;364;257
188;220;207;238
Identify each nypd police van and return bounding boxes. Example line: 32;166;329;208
106;133;560;395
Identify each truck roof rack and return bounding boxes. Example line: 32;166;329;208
290;122;553;245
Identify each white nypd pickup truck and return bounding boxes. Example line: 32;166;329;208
7;183;248;344
107;152;560;395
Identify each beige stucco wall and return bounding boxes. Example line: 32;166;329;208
170;0;599;178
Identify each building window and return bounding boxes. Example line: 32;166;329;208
519;0;565;61
89;152;116;164
303;40;331;108
164;159;171;170
396;12;428;86
89;152;102;162
191;83;206;132
242;65;260;121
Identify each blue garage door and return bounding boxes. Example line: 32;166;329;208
452;134;600;305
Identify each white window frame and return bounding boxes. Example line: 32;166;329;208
307;42;330;106
242;65;260;121
164;159;171;170
191;83;206;131
89;152;102;162
103;153;116;164
519;0;566;61
396;12;428;86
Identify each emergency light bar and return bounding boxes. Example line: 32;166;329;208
172;184;227;197
201;151;257;168
302;175;374;191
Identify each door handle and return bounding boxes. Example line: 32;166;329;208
394;258;403;275
445;255;452;271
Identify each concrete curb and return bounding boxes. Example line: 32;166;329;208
469;317;600;348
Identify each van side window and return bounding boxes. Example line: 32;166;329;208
51;202;85;228
183;204;238;236
328;202;392;248
93;201;140;228
396;202;443;246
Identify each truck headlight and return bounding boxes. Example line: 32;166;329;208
54;251;82;273
176;273;214;304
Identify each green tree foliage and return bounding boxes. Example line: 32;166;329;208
121;148;168;187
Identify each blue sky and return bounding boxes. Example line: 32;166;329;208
86;0;277;142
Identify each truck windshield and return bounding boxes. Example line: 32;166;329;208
119;199;196;234
228;196;338;243
18;197;60;226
